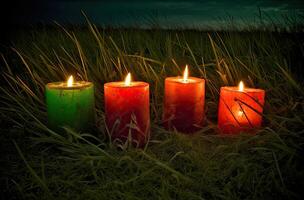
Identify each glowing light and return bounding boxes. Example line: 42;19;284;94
125;73;131;86
237;110;244;117
67;75;73;87
183;65;189;83
238;81;244;91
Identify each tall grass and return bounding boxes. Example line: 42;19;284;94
0;19;304;199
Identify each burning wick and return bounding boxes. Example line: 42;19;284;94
67;75;73;87
125;73;131;86
183;65;189;83
238;81;244;91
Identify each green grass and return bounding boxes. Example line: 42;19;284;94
1;20;304;199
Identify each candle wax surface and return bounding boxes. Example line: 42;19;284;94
163;76;205;133
46;81;95;131
104;81;149;147
218;86;265;135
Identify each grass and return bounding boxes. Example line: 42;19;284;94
1;18;304;199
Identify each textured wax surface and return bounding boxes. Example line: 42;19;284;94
46;84;95;131
218;87;265;135
163;77;205;133
104;82;149;146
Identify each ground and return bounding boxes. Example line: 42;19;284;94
0;24;304;199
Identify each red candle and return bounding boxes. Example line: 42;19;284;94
218;81;265;135
163;66;205;133
104;73;150;146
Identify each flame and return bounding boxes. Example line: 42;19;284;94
238;81;244;91
183;65;189;82
125;73;131;86
67;75;73;87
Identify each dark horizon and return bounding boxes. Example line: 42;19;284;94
2;0;304;29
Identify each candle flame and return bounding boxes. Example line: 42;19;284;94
238;81;244;91
183;65;189;82
125;73;131;86
67;75;73;87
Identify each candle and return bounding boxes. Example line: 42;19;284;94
218;81;265;135
104;73;150;146
163;65;205;133
46;76;95;131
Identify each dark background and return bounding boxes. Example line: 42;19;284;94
1;0;304;27
0;0;303;47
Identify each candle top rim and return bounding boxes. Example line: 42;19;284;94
221;86;265;93
104;81;149;88
165;76;204;84
46;81;93;89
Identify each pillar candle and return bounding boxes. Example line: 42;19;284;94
104;73;150;146
163;66;205;133
218;81;265;135
46;76;95;131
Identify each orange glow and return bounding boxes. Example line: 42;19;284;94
237;110;244;117
238;81;244;91
183;65;189;82
125;73;131;86
67;75;73;87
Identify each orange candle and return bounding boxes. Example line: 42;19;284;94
104;73;150;146
163;66;205;133
218;81;265;135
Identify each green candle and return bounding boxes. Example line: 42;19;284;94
45;76;95;131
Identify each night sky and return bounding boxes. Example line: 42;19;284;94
2;0;304;28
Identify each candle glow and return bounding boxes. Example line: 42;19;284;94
125;73;131;86
46;77;95;131
183;65;189;83
238;81;244;91
217;81;265;135
163;66;205;133
104;74;150;147
67;75;73;87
